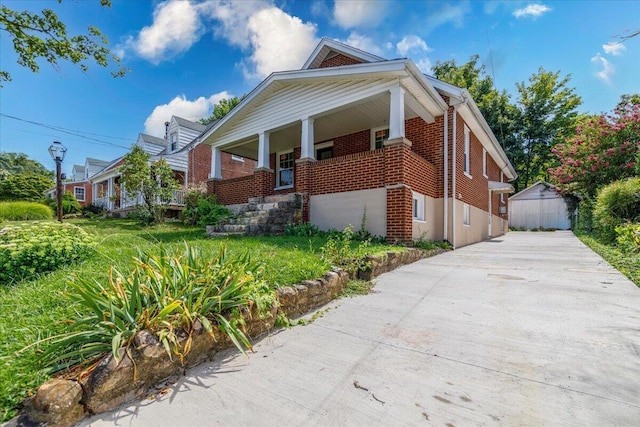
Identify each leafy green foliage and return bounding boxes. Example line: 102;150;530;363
199;96;246;124
40;245;274;372
321;226;371;276
182;189;230;226
0;153;53;179
412;238;452;251
45;191;81;215
616;223;640;254
284;222;322;237
0;201;52;221
0;222;95;285
593;178;640;243
576;231;639;287
0;1;127;86
0;173;54;201
119;145;179;225
550;103;639;198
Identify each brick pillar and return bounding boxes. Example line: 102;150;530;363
295;158;313;223
254;168;274;198
384;138;413;244
206;178;217;195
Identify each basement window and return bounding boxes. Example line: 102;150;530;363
412;192;425;221
463;203;470;226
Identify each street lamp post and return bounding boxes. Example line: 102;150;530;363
48;141;67;223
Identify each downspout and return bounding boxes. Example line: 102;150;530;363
452;106;457;249
443;108;449;242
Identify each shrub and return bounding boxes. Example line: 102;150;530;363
182;190;230;226
284;222;321;237
0;173;54;201
38;245;274;372
0;222;95;285
321;226;371;276
81;203;107;218
413;238;452;251
0;201;53;221
593;177;640;243
616;223;640;254
45;191;81;215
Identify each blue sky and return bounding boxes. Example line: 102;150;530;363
1;0;638;176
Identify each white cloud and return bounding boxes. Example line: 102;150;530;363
425;3;471;32
128;0;204;64
198;0;271;49
415;58;432;74
602;42;626;56
396;35;431;56
245;7;318;79
341;32;384;56
144;91;232;137
591;53;614;84
513;4;551;19
333;0;386;29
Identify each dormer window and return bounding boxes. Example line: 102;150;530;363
170;133;178;151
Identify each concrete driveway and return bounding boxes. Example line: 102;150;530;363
84;231;640;426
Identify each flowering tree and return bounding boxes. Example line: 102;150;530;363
549;103;639;198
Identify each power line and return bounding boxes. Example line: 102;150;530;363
0;113;136;149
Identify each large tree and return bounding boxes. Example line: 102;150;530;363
0;0;126;86
0;152;53;180
119;145;178;224
199;96;246;125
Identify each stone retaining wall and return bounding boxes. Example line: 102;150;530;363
23;247;445;427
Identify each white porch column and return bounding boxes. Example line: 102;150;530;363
388;85;406;140
257;131;271;169
107;178;114;210
210;146;222;180
300;117;315;161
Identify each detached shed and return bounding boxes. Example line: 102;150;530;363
508;181;571;230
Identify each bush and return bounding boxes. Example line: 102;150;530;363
81;203;107;218
0;173;54;201
616;223;640;254
593;177;640;243
0;222;95;285
45;191;81;215
0;201;53;221
38;245;274;372
182;190;231;226
284;222;321;237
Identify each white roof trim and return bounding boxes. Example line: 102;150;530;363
489;181;515;194
302;37;386;70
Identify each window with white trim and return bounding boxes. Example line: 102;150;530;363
463;125;471;177
315;141;334;160
482;148;488;178
170;133;178;152
74;186;85;202
412;192;425;221
371;127;389;150
276;150;294;188
500;171;505;203
231;154;244;162
463;203;470;226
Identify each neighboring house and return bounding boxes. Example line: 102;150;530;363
509;181;572;230
199;38;516;247
46;158;110;207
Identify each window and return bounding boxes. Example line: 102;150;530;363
500;171;505;204
231;154;244;162
463;125;471;177
412;192;425;221
371;127;389;150
276;150;294;188
315;142;334;160
170;133;178;152
74;187;85;202
463;203;470;226
482;148;488;178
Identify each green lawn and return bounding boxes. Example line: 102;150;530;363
0;218;399;422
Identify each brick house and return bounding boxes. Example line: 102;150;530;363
46;158;110;207
198;38;516;247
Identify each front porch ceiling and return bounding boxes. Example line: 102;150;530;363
220;91;423;159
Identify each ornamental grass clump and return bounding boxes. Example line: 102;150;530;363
0;222;95;285
0;202;53;221
39;244;274;373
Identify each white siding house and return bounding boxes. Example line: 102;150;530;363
508;181;572;230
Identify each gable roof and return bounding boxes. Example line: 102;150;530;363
176;119;219;154
138;133;166;147
173;116;208;133
85;158;111;168
302;37;386;70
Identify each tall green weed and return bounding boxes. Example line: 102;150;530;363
0;202;52;221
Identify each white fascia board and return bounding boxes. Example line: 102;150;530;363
302;37;386;69
458;91;517;181
405;62;449;113
424;75;465;104
201;60;414;146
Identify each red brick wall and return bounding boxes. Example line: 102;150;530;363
62;181;92;207
310;149;384;195
404;151;438;198
406;116;444;198
319;54;364;68
207;175;256;205
188;144;256;185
